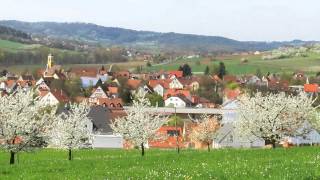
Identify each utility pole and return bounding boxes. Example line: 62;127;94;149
175;107;180;154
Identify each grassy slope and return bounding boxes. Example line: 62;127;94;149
0;39;40;51
145;53;320;75
0;148;319;179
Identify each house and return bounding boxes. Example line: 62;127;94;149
179;77;200;91
165;95;193;108
169;77;184;89
164;89;191;100
98;98;123;109
40;89;70;106
148;79;171;97
212;123;265;149
88;106;124;148
154;84;165;97
89;86;108;105
80;77;100;88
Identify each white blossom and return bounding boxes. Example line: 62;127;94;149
111;92;168;155
235;92;316;147
190;114;220;151
49;101;92;160
0;90;56;164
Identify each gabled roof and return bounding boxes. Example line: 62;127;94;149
51;89;70;103
148;79;171;89
164;89;191;100
167;71;183;78
88;106;113;134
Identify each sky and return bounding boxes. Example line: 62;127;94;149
0;0;319;41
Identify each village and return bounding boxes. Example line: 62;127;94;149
1;54;320;151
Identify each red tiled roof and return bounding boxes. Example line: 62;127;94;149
108;86;118;94
164;89;191;100
127;79;142;90
148;79;171;89
304;84;318;93
167;71;183;78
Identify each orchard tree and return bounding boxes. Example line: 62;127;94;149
111;92;168;156
0;90;57;164
236;92;316;148
190;115;220;152
49;101;92;160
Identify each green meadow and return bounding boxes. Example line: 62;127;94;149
0;147;319;179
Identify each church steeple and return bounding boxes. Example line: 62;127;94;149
47;54;53;69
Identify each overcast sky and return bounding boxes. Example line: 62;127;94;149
0;0;319;41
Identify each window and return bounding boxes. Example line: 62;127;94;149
167;130;180;137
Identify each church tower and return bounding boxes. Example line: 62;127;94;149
47;54;53;69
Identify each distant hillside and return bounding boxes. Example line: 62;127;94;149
0;20;313;53
0;25;32;44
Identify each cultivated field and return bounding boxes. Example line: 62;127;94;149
145;53;320;75
0;147;319;179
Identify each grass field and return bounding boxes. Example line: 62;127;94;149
0;147;319;179
145;53;320;75
0;39;40;51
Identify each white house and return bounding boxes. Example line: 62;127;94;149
165;95;192;108
40;92;60;106
89;86;108;105
165;96;186;108
169;77;184;89
40;90;69;106
153;84;165;97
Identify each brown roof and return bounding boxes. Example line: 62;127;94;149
98;98;123;109
70;67;98;77
51;89;70;103
127;79;142;90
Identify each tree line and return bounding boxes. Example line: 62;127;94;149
0;47;128;66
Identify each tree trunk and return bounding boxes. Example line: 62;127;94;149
207;143;211;152
9;151;15;165
141;143;145;156
68;149;72;160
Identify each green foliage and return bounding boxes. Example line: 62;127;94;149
218;62;226;79
179;64;192;77
166;116;184;127
204;65;210;75
196;76;223;104
256;68;262;78
146;93;164;107
0;148;319;179
226;82;239;90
